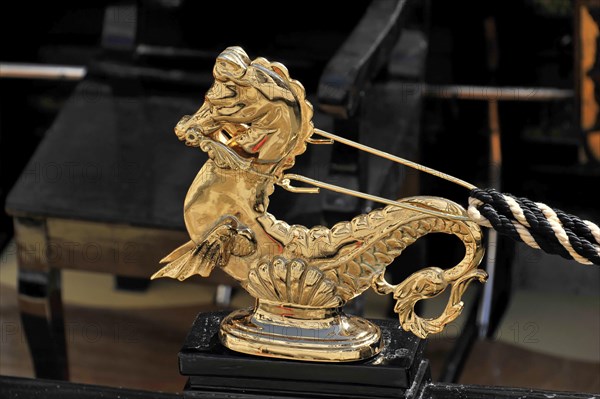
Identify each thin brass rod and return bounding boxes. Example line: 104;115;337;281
313;129;477;191
280;174;470;221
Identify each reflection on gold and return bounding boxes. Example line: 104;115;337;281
151;47;486;362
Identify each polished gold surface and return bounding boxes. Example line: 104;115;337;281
220;301;382;362
151;46;487;361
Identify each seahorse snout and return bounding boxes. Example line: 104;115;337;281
174;115;192;140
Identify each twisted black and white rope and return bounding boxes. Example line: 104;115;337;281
467;188;600;266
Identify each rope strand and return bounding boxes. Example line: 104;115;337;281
468;188;600;266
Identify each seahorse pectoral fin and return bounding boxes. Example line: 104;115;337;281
151;241;222;281
195;241;223;278
231;227;256;256
151;247;195;281
152;216;258;282
160;240;196;264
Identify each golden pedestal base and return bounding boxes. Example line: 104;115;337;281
219;301;382;362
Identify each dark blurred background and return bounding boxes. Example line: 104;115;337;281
1;0;598;394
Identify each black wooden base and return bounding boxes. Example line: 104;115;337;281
179;310;431;398
3;375;594;399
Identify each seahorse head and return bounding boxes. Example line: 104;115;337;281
176;47;314;178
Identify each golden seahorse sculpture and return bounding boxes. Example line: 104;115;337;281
152;46;487;362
